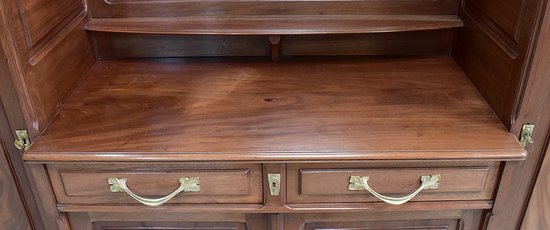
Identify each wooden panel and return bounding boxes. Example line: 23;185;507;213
0;123;32;230
284;210;483;230
19;0;82;45
454;0;543;128
0;45;45;230
283;30;454;56
88;0;459;18
92;221;247;230
453;15;515;121
94;33;270;59
0;0;96;137
61;171;250;196
85;15;464;35
478;0;550;228
299;167;489;195
24;57;525;162
48;163;263;204
25;15;96;132
519;5;550;228
68;213;266;230
465;0;524;39
521;139;550;229
304;219;459;230
93;31;454;59
287;162;500;204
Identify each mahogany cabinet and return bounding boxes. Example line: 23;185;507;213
0;0;549;229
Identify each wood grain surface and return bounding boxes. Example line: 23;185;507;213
287;162;499;203
521;142;550;229
92;30;454;60
487;0;550;228
24;56;525;162
455;0;543;129
284;210;482;230
85;15;464;35
19;0;82;45
87;0;459;18
0;121;32;230
67;212;266;230
518;3;550;227
48;163;263;205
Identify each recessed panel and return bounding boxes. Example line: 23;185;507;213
48;164;263;205
20;0;82;45
465;0;524;40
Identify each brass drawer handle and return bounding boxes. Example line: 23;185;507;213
108;177;200;207
348;175;440;205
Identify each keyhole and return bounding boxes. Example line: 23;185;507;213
272;181;277;188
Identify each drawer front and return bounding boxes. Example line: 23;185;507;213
48;163;263;204
288;162;499;204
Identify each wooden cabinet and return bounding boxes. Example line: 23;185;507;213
1;0;549;229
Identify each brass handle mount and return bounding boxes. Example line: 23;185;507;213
348;175;440;205
108;177;200;207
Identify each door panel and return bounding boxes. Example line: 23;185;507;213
69;213;268;230
0;98;32;229
93;221;247;230
304;219;458;230
284;211;483;230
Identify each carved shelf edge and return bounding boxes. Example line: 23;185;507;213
85;15;464;35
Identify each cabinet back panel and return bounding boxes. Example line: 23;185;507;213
94;33;270;59
282;30;454;56
93;31;454;59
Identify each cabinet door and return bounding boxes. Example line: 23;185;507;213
68;213;267;230
0;133;32;229
284;211;483;230
92;221;248;230
304;219;458;230
0;47;39;229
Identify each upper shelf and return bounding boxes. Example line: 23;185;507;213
85;15;464;35
24;56;525;162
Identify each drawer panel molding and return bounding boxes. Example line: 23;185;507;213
48;164;263;205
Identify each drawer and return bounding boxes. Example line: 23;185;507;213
48;163;263;205
287;162;499;204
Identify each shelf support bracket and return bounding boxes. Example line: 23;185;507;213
269;35;281;61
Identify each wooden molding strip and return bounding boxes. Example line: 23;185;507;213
57;200;492;213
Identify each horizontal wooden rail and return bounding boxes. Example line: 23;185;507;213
85;15;464;35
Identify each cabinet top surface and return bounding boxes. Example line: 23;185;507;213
25;56;525;162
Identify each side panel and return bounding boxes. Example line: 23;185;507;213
0;0;95;136
454;0;544;128
19;0;82;46
486;0;550;228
